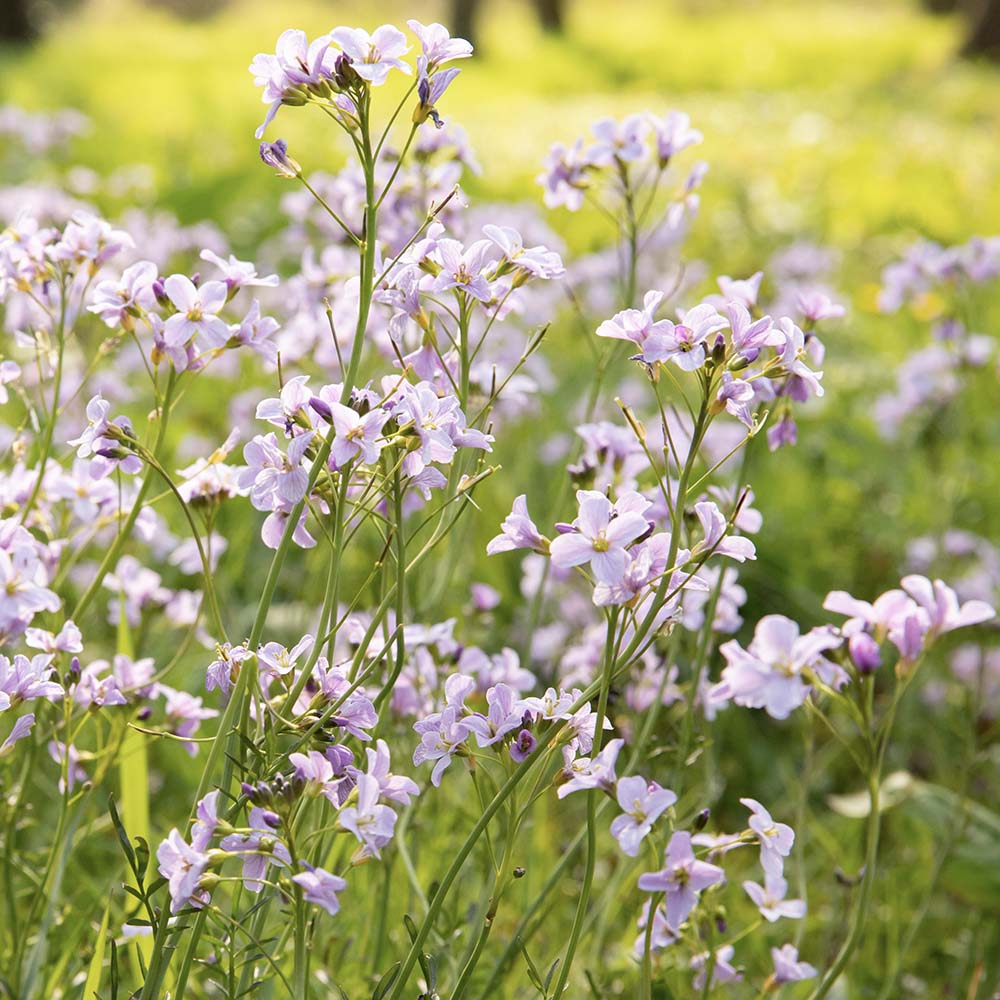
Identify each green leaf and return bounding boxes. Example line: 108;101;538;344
372;962;402;1000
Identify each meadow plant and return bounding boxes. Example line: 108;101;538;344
0;17;996;1000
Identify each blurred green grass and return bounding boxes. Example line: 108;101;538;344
2;0;998;253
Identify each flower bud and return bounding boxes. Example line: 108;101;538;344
259;139;301;179
694;807;711;831
848;633;881;674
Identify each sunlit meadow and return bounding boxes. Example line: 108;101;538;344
1;1;999;997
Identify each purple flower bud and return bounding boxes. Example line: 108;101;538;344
694;807;711;831
554;522;575;535
137;706;153;721
68;656;81;681
259;139;301;179
309;396;333;422
152;277;169;307
510;729;537;763
262;810;281;830
324;744;354;775
848;633;881;674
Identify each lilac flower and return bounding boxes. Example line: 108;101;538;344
632;900;680;957
192;790;221;851
510;729;537;763
230;300;280;362
163;688;218;755
796;289;845;323
412;705;474;785
711;616;842;720
549;490;651;584
415;58;459;128
0;713;34;756
486;495;546;555
658;303;729;370
432;238;494;302
482;225;565;280
743;872;806;921
73;661;128;709
199;249;278;292
350;738;419;806
900;575;995;639
48;739;87;794
25;619;82;654
610;776;677;856
157;829;211;912
0;653;64;705
649;110;702;165
68;395;142;478
537;140;591;211
692;500;756;562
290;750;336;794
330;25;411;86
691;945;742;990
726;301;779;361
767;412;797;451
206;643;252;696
0;360;21;404
257;634;313;688
589;114;649;165
238;431;314;511
595;290;679;365
88;260;157;327
715;373;756;428
771;944;818;983
718;272;764;309
259;138;302;178
775;318;824;397
822;587;915;639
638;831;726;930
293;866;348;916
466;683;524;748
407;19;473;68
162;275;230;349
741;798;794;875
317;399;389;468
557;738;624;798
219;807;291;891
250;30;337;138
338;773;398;858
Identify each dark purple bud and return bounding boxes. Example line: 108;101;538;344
261;810;281;830
137;706;153;721
711;334;726;364
714;914;727;935
259;139;301;179
241;781;256;800
68;656;81;681
633;520;656;545
418;77;431;106
848;633;881;674
190;272;201;288
694;807;710;831
334;52;360;88
309;396;333;422
152;277;169;307
510;729;537;763
324;744;354;775
554;522;575;535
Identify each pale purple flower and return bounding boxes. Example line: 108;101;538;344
257;634;313;688
538;139;590;210
900;575;995;638
162;275;230;349
610;776;677;856
482;225;564;280
293;866;347;916
557;737;624;798
691;945;742;990
330;25;411;86
73;661;128;709
338;773;398;858
776;317;824;397
88;260;157;327
25;619;82;654
718;272;764;309
68;394;142;478
157;828;211;913
589;114;649;164
771;943;817;983
742;798;794;875
0;653;64;705
633;900;680;957
692;500;756;562
192;790;221;852
466;683;524;748
432;238;494;301
743;872;806;921
250;30;337;137
726;301;779;361
206;643;252;695
716;372;756;428
317;398;389;469
659;303;728;370
407;19;473;68
638;831;726;930
219;820;290;894
796;289;845;323
0;713;34;755
486;495;546;555
350;738;419;806
549;490;651;584
416;57;459;127
412;705;473;785
711;616;842;720
230;300;280;362
595;290;680;365
649;110;702;164
199;249;278;292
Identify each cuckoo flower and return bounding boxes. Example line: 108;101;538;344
162;275;230;349
549;490;651;585
293;867;348;916
610;776;678;857
330;25;411;86
486;495;547;556
407;19;473;68
638;831;726;930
